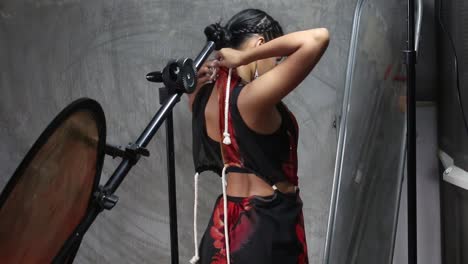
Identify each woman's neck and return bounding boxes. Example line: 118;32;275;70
236;64;255;83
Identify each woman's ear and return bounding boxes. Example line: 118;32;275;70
255;37;265;47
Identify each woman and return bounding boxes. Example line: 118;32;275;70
189;9;329;264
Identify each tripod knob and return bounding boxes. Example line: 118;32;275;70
160;58;197;94
177;58;197;94
146;71;163;83
146;59;197;94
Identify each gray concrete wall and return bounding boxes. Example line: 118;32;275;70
0;1;356;263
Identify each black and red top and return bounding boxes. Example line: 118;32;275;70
192;67;299;186
192;83;223;176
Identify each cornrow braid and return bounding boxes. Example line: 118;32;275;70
230;20;277;35
217;9;284;48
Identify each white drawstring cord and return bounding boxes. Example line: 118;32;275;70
223;68;233;145
221;165;231;264
190;69;239;263
190;172;200;264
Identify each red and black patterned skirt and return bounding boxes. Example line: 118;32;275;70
198;190;308;264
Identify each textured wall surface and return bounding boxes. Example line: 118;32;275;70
0;1;356;263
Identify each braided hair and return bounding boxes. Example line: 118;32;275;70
205;9;284;49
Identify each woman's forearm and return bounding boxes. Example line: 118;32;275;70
241;28;329;65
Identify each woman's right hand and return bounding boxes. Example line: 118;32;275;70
216;48;246;68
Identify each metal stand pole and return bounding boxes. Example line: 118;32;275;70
404;0;417;263
165;103;179;264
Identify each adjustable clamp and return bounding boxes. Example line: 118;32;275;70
94;185;119;210
105;142;150;164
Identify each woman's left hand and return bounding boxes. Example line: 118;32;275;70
196;59;219;86
216;48;245;68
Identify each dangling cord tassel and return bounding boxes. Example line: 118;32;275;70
223;68;232;145
221;166;231;264
190;172;200;264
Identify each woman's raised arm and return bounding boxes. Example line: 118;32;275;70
217;28;329;112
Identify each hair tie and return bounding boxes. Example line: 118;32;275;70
204;22;232;49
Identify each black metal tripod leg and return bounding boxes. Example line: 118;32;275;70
64;237;83;264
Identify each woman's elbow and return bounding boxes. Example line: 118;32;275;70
301;28;329;62
312;28;330;47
